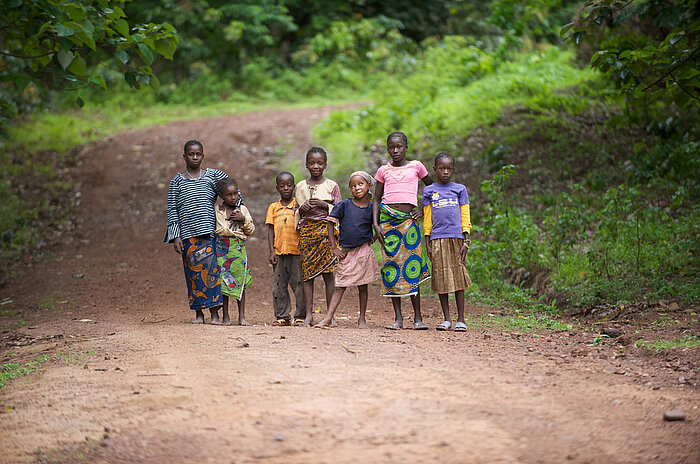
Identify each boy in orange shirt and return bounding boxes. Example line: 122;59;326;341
266;172;306;325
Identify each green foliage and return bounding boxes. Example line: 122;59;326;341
563;0;700;108
463;311;572;333
0;0;178;125
633;335;700;352
0;354;50;389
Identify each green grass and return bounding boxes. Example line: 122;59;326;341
463;311;572;334
0;354;51;388
633;335;700;353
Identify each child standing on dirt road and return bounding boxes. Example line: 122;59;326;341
164;140;239;324
314;171;380;329
296;147;342;327
373;132;433;330
214;177;255;326
266;171;306;326
422;152;472;332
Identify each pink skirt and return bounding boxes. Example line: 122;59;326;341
335;243;381;287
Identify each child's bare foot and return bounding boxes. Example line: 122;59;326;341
191;310;205;324
238;319;251;326
222;316;231;325
210;308;221;325
313;318;332;328
357;318;368;329
300;317;313;327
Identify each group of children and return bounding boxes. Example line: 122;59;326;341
165;132;473;331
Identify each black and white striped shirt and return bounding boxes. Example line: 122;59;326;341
164;169;229;243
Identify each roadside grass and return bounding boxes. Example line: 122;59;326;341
0;350;100;389
633;335;699;353
463;311;572;334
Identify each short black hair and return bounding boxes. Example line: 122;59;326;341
184;139;203;153
276;171;294;184
216;177;238;196
386;131;408;146
434;152;454;165
306;146;327;162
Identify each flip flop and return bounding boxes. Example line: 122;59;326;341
293;319;305;326
272;319;291;326
385;322;404;330
454;322;467;332
413;321;429;330
436;321;452;331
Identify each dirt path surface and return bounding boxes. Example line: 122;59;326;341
1;107;698;464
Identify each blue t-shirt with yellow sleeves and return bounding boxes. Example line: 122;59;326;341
422;182;470;240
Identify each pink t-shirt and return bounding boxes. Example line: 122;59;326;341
375;160;429;206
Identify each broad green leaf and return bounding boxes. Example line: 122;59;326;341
56;23;75;37
138;43;154;64
89;74;107;89
124;71;137;88
155;39;176;60
56;50;74;69
76;97;84;108
14;75;30;91
132;33;146;43
138;65;152;75
65;5;87;21
573;31;586;45
149;74;160;92
113;19;129;36
115;49;129;64
67;55;86;77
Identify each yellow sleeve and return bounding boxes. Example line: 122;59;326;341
423;205;432;236
460;204;472;234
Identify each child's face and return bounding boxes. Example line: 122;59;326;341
434;157;455;184
306;152;327;178
276;174;295;200
183;144;204;170
220;185;239;207
387;136;407;165
349;175;369;200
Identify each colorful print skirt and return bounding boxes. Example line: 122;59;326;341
215;235;252;300
299;219;338;281
182;236;222;310
430;237;472;294
379;204;430;297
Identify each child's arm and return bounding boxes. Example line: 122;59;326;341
423;203;433;260
372;181;385;246
240;206;255;236
267;224;277;265
460;202;472;261
327;219;346;260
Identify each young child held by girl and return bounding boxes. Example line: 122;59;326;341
422;152;472;331
373;132;433;330
266;171;306;326
296;147;342;326
214;177;255;325
314;171;380;328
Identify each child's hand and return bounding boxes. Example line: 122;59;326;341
308;198;327;209
426;241;432;261
460;242;469;261
269;252;278;265
332;246;347;260
228;208;244;222
173;237;184;254
299;201;312;213
410;207;423;220
373;224;385;246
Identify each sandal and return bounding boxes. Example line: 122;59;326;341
272;319;291;326
413;321;429;330
436;321;452;331
293;319;305;326
454;321;467;332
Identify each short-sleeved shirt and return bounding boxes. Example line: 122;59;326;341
328;199;373;249
422;182;470;239
265;199;300;255
374;160;429;207
294;178;342;227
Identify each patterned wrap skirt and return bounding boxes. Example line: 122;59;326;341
299;219;338;281
215;235;252;300
182;236;222;310
430;237;472;294
335;242;381;287
378;204;430;297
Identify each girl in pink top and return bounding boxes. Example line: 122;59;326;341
373;132;433;330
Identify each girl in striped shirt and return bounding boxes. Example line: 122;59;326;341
164;140;239;324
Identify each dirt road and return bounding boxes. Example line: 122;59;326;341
0;107;698;463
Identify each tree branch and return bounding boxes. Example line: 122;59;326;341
642;44;700;91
